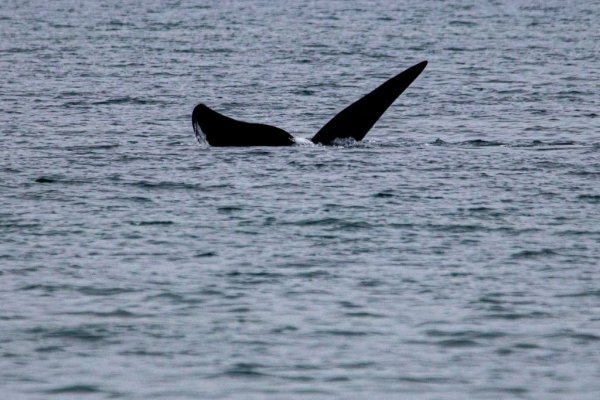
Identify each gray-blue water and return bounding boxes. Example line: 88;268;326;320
1;0;599;398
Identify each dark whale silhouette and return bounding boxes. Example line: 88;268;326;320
192;60;427;146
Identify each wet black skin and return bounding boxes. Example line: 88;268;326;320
192;60;427;147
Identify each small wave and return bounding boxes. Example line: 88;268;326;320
270;325;298;334
437;339;479;347
358;279;384;287
131;180;200;190
292;217;340;226
460;139;504;147
226;270;284;279
128;220;174;226
466;206;502;215
548;330;600;343
291;217;372;230
65;144;120;151
569;333;600;342
428;139;587;149
426;223;485;233
425;329;506;340
345;311;385;318
449;20;478;27
46;385;101;394
146;292;187;303
475;386;528;396
146;291;206;305
33;176;87;185
577;194;600;203
28;326;110;342
428;139;508;147
557;229;600;236
292;89;316;96
195;251;217;258
513;342;540;349
107;19;134;27
514;139;574;147
316;329;371;337
373;190;394;198
34;176;57;183
511;248;557;259
2;167;20;173
556;289;600;298
568;170;600;177
548;140;576;146
19;284;65;293
1;46;45;53
223;363;266;377
35;345;64;353
398;375;454;384
430;138;447;146
485;311;552;320
217;205;243;213
92;96;165;106
120;349;169;356
77;286;137;296
63;100;92;109
0;314;25;321
122;196;153;203
295;270;331;278
66;309;143;318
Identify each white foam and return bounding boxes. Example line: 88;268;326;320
292;136;314;146
193;121;209;147
331;137;359;147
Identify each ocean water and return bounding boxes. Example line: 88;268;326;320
1;0;599;398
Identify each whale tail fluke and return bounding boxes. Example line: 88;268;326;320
310;60;427;145
191;61;427;147
192;103;295;146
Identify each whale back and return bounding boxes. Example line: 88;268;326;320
310;61;427;145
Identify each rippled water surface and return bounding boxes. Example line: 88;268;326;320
1;0;599;398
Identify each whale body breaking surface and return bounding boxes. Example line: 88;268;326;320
192;60;427;147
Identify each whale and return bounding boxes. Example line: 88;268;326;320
192;60;427;146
